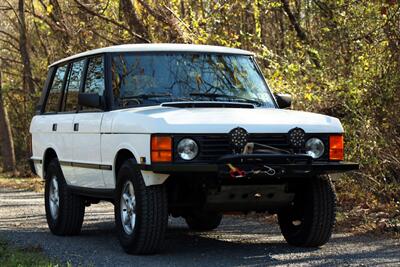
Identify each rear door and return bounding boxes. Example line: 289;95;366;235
71;55;106;188
32;64;75;180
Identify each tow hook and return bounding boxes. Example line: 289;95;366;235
253;165;276;176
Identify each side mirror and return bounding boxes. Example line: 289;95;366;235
78;93;102;109
274;93;292;109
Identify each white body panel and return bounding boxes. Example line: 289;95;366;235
31;105;343;189
30;114;75;180
69;112;105;188
100;131;168;188
109;106;343;134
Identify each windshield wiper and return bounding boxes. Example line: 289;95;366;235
189;92;262;106
120;93;192;106
121;93;173;100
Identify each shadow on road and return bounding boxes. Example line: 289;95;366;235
1;218;399;267
1;189;399;266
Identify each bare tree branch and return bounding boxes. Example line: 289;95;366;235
0;38;19;51
74;0;150;43
0;29;19;43
0;56;22;65
137;0;191;43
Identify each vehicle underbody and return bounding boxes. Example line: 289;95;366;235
156;152;358;216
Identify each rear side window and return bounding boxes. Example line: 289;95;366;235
63;60;85;112
45;65;67;113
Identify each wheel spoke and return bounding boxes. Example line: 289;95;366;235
120;180;136;235
123;212;130;225
128;182;134;196
130;213;135;229
122;193;130;209
49;176;60;220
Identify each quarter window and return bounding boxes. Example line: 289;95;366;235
45;65;67;113
64;60;85;112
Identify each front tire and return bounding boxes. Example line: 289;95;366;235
45;158;85;235
185;211;223;231
115;159;168;255
278;175;336;247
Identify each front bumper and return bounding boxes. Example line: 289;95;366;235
138;154;359;177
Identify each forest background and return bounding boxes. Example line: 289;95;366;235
0;0;399;233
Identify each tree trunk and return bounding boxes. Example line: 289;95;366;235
280;0;320;68
18;0;35;94
0;72;17;174
280;0;307;42
18;0;35;163
119;0;149;41
137;0;191;43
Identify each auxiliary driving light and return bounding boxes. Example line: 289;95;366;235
288;127;306;148
177;138;199;160
229;127;249;153
305;138;325;159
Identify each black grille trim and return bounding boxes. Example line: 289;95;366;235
173;133;330;163
174;133;290;163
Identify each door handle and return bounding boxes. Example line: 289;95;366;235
52;123;57;131
74;123;79;132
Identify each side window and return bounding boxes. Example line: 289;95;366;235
82;56;104;110
63;60;85;112
45;65;67;113
84;56;104;95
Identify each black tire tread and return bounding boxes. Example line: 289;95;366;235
278;175;336;247
306;176;336;246
45;158;85;236
115;159;168;255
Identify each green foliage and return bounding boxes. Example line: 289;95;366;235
0;240;55;267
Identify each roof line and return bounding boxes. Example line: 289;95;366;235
49;43;254;67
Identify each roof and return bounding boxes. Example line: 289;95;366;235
49;43;254;67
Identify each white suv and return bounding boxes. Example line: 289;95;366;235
30;44;358;254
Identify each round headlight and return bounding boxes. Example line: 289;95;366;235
177;138;199;160
305;138;325;159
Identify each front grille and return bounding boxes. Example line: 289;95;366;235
174;133;290;163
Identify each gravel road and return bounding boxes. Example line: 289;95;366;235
0;187;399;267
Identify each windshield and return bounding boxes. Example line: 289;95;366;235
111;53;276;108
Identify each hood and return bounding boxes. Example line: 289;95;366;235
109;105;343;134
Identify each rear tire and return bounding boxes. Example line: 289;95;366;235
45;158;85;236
185;211;223;231
278;175;336;247
115;159;168;255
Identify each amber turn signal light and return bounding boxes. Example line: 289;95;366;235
329;135;344;161
151;136;172;162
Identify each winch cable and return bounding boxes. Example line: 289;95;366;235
227;142;288;178
250;142;291;154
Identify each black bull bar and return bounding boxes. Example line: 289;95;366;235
139;153;359;178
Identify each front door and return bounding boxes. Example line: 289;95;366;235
72;56;106;188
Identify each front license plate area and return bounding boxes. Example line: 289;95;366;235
219;163;285;179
